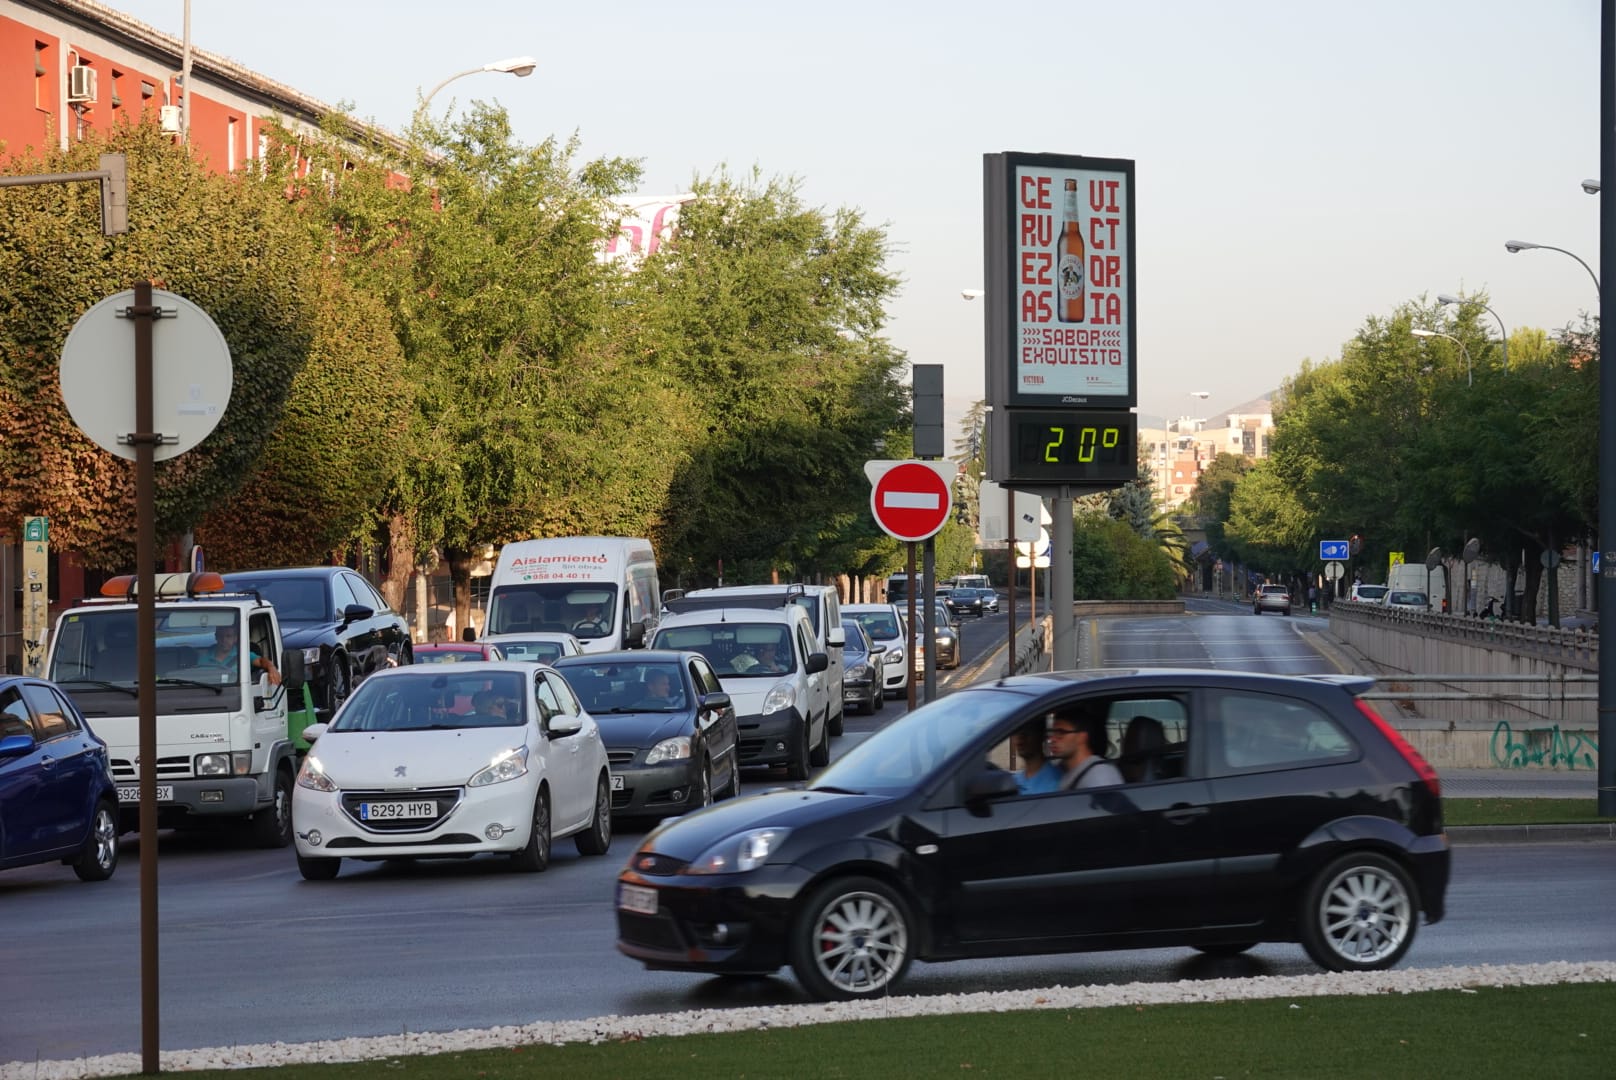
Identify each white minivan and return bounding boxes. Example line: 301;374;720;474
651;605;831;780
661;584;846;733
485;537;659;654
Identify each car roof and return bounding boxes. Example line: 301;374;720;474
975;668;1377;698
843;603;900;612
380;658;538;673
552;649;702;665
655;607;804;627
222;567;347;579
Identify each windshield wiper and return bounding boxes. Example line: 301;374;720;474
606;706;678;713
57;679;138;697
154;678;226;694
809;785;864;795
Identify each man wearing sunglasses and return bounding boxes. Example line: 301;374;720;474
1048;710;1123;791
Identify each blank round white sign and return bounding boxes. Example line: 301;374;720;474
59;289;233;462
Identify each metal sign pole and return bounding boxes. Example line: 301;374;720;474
126;282;162;1075
1005;491;1017;677
905;542;918;711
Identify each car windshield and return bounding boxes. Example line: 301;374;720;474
651;623;794;677
849;610;901;641
1356;586;1388;600
49;607;246;690
330;670;527;731
486;583;618;640
554;660;686;712
224;576;330;622
494;639;567;663
810;687;1015;795
1388;591;1427;606
414;648;485;663
840;621;868;656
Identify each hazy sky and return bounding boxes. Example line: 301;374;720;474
107;0;1601;436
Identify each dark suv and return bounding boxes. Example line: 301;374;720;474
221;568;411;716
616;669;1449;1000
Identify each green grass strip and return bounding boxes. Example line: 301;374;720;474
101;982;1614;1080
1443;797;1614;826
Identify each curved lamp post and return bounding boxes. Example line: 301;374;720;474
1411;327;1472;387
1436;293;1508;370
416;56;537;124
1504;239;1601;300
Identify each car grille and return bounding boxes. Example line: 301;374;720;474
339;787;462;832
111;756;190;781
611;789;634;810
326;833;479;849
619;911;687;951
607;750;637;768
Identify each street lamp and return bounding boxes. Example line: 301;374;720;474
1436;293;1508;369
1411;328;1472;387
1504;240;1601;300
416;56;538;124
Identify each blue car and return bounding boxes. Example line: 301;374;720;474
0;675;120;881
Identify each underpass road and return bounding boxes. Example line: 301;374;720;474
4;602;1610;1063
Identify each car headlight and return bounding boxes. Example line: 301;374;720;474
884;646;904;664
847;662;871;680
296;754;336;792
644;736;692;764
761;681;797;716
195;751;253;777
686;827;792;875
468;745;530;787
300;647;322;666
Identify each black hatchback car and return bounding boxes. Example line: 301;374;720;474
553;650;739;819
615;669;1449;1000
221;567;412;716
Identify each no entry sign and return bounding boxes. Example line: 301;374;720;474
866;460;954;543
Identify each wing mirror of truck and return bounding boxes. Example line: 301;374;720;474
624;620;646;648
281;650;307;690
827;626;846;647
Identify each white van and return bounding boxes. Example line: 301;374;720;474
662;584;846;733
1386;563;1446;611
485;537;659;654
651;605;831;781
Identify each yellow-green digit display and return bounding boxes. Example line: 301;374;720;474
1008;410;1136;484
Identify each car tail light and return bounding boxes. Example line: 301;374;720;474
1355;699;1441;798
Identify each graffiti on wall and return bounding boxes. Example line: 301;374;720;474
1490;721;1599;770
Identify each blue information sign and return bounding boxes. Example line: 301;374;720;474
1319;540;1349;561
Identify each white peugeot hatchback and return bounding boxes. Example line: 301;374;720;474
292;661;612;880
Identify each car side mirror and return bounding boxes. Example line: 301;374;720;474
0;732;37;758
301;722;329;742
963;769;1019;817
869;643;887;656
548;712;584;737
624;620;647;648
699;691;732;713
826;627;846;647
281;650;307;690
805;652;829;675
340;603;373;626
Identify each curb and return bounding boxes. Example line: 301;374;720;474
1447;823;1616;845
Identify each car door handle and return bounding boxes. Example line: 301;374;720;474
40;754;57;769
1163;805;1208;824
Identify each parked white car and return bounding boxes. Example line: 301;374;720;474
292;662;612;880
843;603;911;699
481;631;584;664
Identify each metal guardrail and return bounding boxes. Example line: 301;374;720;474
1359;673;1596;704
1331;602;1598;665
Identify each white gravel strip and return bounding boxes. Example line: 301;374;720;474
6;961;1613;1079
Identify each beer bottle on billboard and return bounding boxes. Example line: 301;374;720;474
1057;178;1086;323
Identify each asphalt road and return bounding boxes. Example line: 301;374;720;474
4;604;1611;1064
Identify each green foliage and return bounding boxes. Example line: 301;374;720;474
624;170;909;584
0;123;378;568
1070;512;1178;600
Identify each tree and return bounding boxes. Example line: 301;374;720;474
0;122;396;568
625;170;909;585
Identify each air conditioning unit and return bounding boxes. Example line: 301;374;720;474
159;104;182;134
67;65;97;104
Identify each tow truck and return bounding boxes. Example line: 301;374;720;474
43;571;318;847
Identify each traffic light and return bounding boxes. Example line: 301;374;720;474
99;153;127;236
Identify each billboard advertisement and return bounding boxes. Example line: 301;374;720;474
983;152;1136;409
